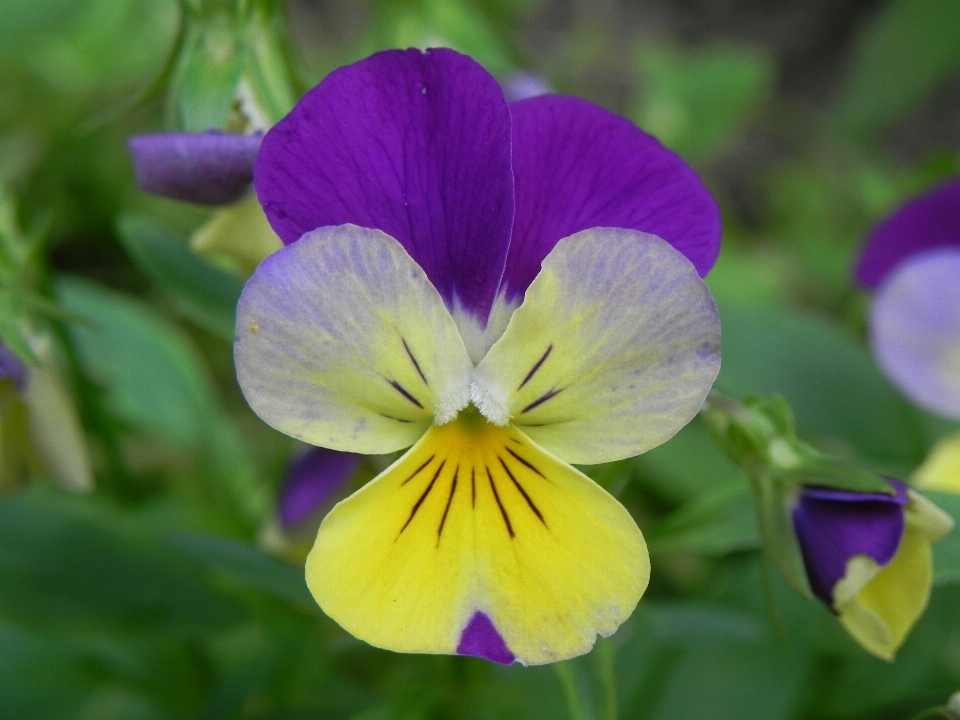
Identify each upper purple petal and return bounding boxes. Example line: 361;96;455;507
456;611;515;665
0;343;27;392
792;479;908;606
279;447;363;529
502;95;721;302
128;132;261;206
254;48;514;324
856;177;960;288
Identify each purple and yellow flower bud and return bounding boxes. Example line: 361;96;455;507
792;479;953;660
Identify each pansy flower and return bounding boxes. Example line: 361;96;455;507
856;178;960;419
792;479;953;660
234;48;722;665
0;340;93;493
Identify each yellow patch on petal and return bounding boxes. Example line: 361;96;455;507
836;527;932;661
305;412;648;666
913;432;960;496
191;194;283;277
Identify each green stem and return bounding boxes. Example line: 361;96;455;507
596;639;618;720
555;661;587;720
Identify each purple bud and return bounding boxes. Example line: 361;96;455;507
128;131;262;206
279;447;363;529
792;479;908;606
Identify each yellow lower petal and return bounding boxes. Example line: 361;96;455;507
836;526;932;660
305;413;649;665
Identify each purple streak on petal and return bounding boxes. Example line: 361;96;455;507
792;479;908;606
0;344;27;392
456;611;515;664
870;249;960;419
255;48;514;323
129;132;262;206
856;177;960;288
502;96;721;302
279;447;363;528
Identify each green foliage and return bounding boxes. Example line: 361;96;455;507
117;214;243;342
632;42;775;159
834;0;960;140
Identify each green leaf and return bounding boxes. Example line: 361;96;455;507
172;12;245;131
57;276;219;449
834;0;960;140
167;532;316;611
928;492;960;585
117;214;243;342
632;41;774;159
715;303;929;469
0;488;246;634
775;458;895;495
754;474;812;599
646;483;759;557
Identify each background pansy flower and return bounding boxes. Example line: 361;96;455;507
793;479;954;660
0;340;93;494
235;48;721;666
855;178;960;419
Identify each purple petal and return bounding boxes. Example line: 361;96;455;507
792;479;908;606
255;48;514;324
456;611;515;665
856;177;960;288
129;132;262;206
0;344;27;391
869;249;960;419
279;447;363;528
502;95;721;302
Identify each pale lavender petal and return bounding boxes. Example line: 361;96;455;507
502;96;721;301
129;132;262;206
456;611;515;665
255;48;514;323
870;249;960;419
0;344;26;391
856;177;960;288
792;479;908;606
501;72;551;102
279;447;363;528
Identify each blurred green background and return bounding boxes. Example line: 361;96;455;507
1;0;959;718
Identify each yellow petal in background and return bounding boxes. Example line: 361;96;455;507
306;413;648;665
913;432;960;495
191;194;284;277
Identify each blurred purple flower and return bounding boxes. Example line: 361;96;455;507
278;447;362;529
856;178;960;418
128;131;262;206
856;178;960;289
0;344;27;391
